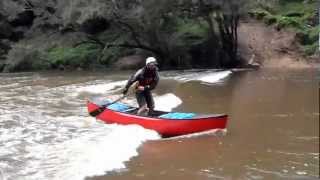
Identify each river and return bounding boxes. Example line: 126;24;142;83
0;68;318;180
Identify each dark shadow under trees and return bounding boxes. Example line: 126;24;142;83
82;0;246;69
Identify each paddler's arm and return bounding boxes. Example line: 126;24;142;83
123;69;143;94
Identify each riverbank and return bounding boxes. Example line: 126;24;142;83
0;0;318;72
238;19;319;69
108;17;320;70
1;17;318;72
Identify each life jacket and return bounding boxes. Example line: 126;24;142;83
138;68;156;87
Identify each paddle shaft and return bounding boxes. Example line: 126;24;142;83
89;95;126;117
103;95;127;107
89;82;138;117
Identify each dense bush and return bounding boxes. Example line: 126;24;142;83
46;43;100;69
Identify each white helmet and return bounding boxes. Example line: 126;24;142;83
146;57;157;65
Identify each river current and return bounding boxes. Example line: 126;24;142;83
0;68;318;180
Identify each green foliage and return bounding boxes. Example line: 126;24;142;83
98;31;134;65
99;47;123;65
249;9;271;20
173;18;209;47
297;26;319;57
275;15;301;29
309;25;320;42
176;19;208;37
302;42;319;56
263;14;277;25
2;49;52;72
29;51;51;70
277;0;317;17
46;43;100;69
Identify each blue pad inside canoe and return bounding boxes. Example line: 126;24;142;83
159;112;196;119
107;102;130;112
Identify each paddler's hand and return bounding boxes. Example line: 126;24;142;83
122;88;128;95
137;86;145;91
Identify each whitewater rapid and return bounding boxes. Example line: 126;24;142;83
0;70;232;180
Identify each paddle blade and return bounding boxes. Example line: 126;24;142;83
89;107;105;117
87;94;127;117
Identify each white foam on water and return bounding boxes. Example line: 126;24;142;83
0;112;160;180
154;93;182;111
197;70;232;83
25;122;160;180
168;70;232;84
0;79;162;180
121;93;182;112
76;80;127;94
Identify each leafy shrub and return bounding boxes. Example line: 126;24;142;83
47;43;100;69
302;43;319;56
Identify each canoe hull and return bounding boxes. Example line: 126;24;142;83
87;101;227;138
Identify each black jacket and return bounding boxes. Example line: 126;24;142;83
125;67;159;91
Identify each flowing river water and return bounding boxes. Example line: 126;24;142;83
0;68;318;180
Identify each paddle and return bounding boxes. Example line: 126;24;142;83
89;95;127;117
89;82;138;117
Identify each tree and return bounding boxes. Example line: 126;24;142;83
177;0;243;67
80;0;245;68
107;0;182;66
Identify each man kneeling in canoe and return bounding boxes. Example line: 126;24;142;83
122;57;159;116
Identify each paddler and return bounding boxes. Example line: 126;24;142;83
122;57;159;116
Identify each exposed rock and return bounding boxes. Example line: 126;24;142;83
113;55;145;70
0;1;25;22
0;39;11;51
55;0;112;25
10;30;25;42
80;16;109;34
9;10;35;27
0;40;12;66
0;21;13;39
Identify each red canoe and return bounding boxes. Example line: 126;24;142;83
87;99;228;138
